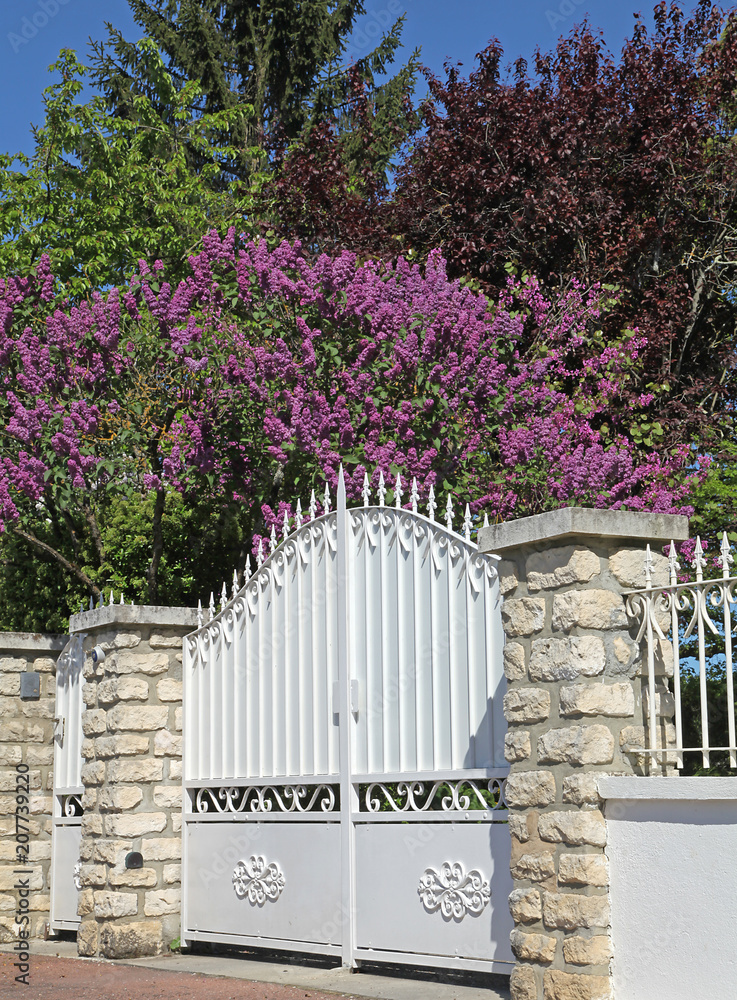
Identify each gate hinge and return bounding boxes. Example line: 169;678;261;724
53;716;65;746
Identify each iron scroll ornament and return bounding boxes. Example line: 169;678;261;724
232;856;285;905
418;862;491;919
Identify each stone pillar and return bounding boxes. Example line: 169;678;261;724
71;605;196;959
478;508;688;1000
0;633;66;941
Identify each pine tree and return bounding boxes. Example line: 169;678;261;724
90;1;418;179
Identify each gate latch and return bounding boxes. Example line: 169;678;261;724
332;680;360;718
53;716;65;746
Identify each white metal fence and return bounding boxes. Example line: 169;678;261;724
626;534;737;770
182;469;512;972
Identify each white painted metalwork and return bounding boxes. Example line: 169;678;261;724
625;534;737;769
50;634;85;932
232;856;285;903
182;469;511;973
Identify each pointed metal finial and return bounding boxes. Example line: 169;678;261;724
323;482;331;515
295;499;303;529
411;478;419;514
445;493;454;532
362;472;371;507
427;484;436;521
282;509;290;541
693;536;706;582
221;582;227;610
483;512;490;528
395;473;403;509
309;489;317;521
197;600;203;628
668;540;680;586
120;593;125;605
245;555;252;580
232;569;238;599
208;593;215;620
270;525;277;554
377;471;386;507
109;590;114;606
80;600;85;614
257;539;264;569
89;596;94;611
98;592;104;608
463;503;472;542
644;544;653;589
721;532;734;579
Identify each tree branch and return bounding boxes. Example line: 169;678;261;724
12;525;101;599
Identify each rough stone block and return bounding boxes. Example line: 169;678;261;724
504;643;527;682
526;546;600;591
562;935;613;966
77;919;98;956
169;760;182;780
558;854;609;887
504;688;551;724
562;774;601;807
106;759;163;784
81;814;103;837
559;683;634;718
543;969;612;1000
529;637;606;682
92;841;130;865
509;887;542;923
0;656;26;672
610;547;668;589
509;814;530;843
105;813;168;837
505;771;556;809
81;761;105;786
502;598;546;637
543;891;610;931
552;591;627;631
98;786;144;812
0;675;20;696
78;865;106;888
95;734;150;759
505;730;532;762
144;888;181;916
498;560;519;595
77;890;94;917
81;739;96;760
82;709;107;736
510;964;538;1000
163;864;181;885
156;678;182;702
150;634;184;649
174;707;183;731
109;650;170;676
99;919;164;959
537;726;614;766
511;852;556;882
93;890;138;919
109;868;158;888
140;838;181;861
538;811;606;848
511;928;557;964
153;786;181;809
154;729;182;757
107;705;168;733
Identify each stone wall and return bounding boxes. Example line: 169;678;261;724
0;633;67;942
478;508;689;1000
70;606;196;959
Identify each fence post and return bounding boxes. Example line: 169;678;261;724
71;604;197;959
479;508;688;1000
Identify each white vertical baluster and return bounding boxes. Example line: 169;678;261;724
693;537;710;768
377;471;386;507
721;532;736;768
644;544;658;770
463;504;472;542
395;473;403;509
668;542;684;769
427;485;436;522
197;601;203;629
283;509;290;541
362;472;371;507
257;539;264;570
411;478;419;515
445;494;454;532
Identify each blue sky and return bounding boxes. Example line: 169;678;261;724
0;0;691;157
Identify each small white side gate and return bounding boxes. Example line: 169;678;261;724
50;634;85;932
182;472;513;974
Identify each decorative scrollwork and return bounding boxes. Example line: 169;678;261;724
417;862;490;919
62;793;84;817
72;861;82;891
232;856;285;904
195;784;339;814
361;778;505;813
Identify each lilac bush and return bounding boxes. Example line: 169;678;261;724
0;232;703;606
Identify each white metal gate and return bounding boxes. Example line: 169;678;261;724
50;634;85;932
182;472;513;973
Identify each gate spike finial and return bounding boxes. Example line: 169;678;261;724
221;582;228;610
323;481;331;515
270;525;277;554
295;499;303;529
483;512;490;528
427;484;436;521
668;540;680;585
644;544;653;589
120;594;124;605
411;478;419;514
257;539;264;569
721;531;733;579
232;569;239;598
80;600;85;614
98;592;104;608
445;493;454;532
89;596;94;611
309;489;317;521
463;503;472;542
378;470;386;507
282;508;290;541
395;473;403;509
693;536;706;582
109;590;114;606
197;600;203;629
208;592;215;620
362;472;370;507
245;555;252;580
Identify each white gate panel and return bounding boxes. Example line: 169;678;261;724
50;634;84;932
354;821;514;970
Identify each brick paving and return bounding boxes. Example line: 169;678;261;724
0;952;356;1000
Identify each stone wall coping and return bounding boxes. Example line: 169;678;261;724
0;631;68;652
69;604;198;634
599;776;737;801
478;506;689;554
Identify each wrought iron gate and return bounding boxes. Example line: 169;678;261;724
182;472;513;973
50;634;85;932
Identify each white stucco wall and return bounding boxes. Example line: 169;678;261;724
600;777;737;1000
